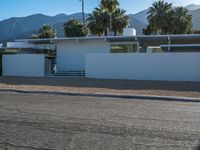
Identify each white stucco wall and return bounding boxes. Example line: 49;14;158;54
3;54;45;77
86;53;200;81
7;42;34;48
56;40;110;71
123;28;136;36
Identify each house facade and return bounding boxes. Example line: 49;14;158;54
1;33;200;81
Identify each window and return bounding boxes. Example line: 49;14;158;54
110;42;139;53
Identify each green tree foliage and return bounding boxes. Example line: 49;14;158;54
170;7;193;34
144;0;193;35
64;19;88;37
31;34;39;39
143;24;155;35
101;0;119;13
146;0;172;34
112;8;129;35
101;0;120;33
87;0;129;36
31;25;56;39
87;7;109;36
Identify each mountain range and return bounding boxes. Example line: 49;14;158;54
0;4;200;44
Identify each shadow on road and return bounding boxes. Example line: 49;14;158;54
0;76;200;93
195;145;200;150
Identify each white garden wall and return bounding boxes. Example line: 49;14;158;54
86;53;200;81
3;54;45;77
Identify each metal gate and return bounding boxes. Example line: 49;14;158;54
45;58;56;76
0;54;2;76
56;54;85;77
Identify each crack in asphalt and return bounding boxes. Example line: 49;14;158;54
0;142;56;150
125;134;198;148
65;135;79;150
0;107;119;125
0;118;200;142
1;106;200;128
0;106;23;113
114;115;200;124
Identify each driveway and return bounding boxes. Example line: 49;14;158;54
0;77;200;98
0;92;200;149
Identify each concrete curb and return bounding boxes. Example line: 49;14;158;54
0;89;200;103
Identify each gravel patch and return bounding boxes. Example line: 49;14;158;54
0;76;200;98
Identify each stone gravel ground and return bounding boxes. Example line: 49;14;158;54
0;77;200;98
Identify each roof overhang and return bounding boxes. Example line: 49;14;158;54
14;34;200;46
161;44;200;52
15;36;109;44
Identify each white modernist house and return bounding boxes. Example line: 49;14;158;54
1;31;200;81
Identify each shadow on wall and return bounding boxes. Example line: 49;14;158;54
0;76;200;93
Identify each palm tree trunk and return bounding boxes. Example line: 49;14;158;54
82;0;85;27
104;28;107;36
109;13;112;35
114;31;117;36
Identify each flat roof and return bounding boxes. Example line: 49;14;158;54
15;36;109;44
161;44;200;52
15;34;200;46
161;44;200;47
0;47;36;50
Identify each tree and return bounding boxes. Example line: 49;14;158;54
144;0;193;35
31;34;39;39
143;24;155;35
87;7;109;36
170;7;193;34
146;0;172;34
101;0;119;13
31;25;56;39
101;0;119;33
64;19;88;37
87;1;129;36
112;8;129;35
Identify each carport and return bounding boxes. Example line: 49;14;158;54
106;34;200;52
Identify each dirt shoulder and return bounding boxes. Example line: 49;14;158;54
0;76;200;98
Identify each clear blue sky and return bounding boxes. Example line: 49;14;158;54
1;0;200;21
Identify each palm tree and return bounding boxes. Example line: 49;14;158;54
147;0;172;34
112;8;129;35
170;7;193;34
144;0;193;35
87;6;129;36
64;19;88;37
32;25;56;39
87;7;109;36
101;0;119;13
101;0;119;34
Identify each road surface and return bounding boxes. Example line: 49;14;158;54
0;92;200;150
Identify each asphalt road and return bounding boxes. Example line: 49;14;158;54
0;92;200;150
